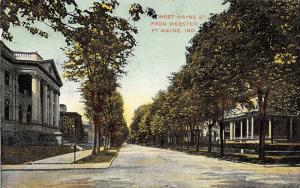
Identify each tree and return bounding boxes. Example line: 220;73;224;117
63;1;156;155
129;104;152;145
1;0;156;41
101;91;127;149
222;0;300;160
184;12;253;155
0;0;78;40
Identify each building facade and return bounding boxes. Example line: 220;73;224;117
223;111;300;143
0;42;63;145
83;121;93;144
60;109;84;143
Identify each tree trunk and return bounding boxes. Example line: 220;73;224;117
257;88;269;161
196;128;200;152
108;132;111;149
208;124;213;153
219;120;224;156
92;116;98;155
190;124;195;146
180;128;183;149
96;125;101;154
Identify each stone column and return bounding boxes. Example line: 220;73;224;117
12;72;16;121
49;89;54;126
31;74;40;123
251;116;254;139
37;79;41;124
53;92;59;127
240;120;243;139
0;69;4;121
42;83;48;124
269;119;272;139
233;121;236;140
246;118;249;139
230;122;233;140
15;73;19;122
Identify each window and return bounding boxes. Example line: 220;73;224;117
4;99;9;120
5;71;10;85
27;105;32;123
19;105;23;123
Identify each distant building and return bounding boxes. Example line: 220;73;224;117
60;104;67;112
0;42;63;145
59;106;84;143
83;121;93;144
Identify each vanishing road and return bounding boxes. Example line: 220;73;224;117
2;144;300;188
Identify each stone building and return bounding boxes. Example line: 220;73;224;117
59;108;84;143
60;104;67;112
0;42;63;145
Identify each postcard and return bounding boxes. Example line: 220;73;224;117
1;0;300;187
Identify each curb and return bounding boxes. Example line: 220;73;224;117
108;150;119;168
1;165;109;171
1;166;110;171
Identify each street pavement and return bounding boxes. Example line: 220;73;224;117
2;144;300;188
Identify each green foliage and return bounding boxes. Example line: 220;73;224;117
1;0;78;40
129;1;300;154
101;91;128;147
129;104;152;144
1;0;156;41
59;1;156;154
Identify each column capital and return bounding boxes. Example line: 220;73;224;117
55;91;61;96
30;72;41;79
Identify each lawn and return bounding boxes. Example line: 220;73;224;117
1;145;74;164
75;150;117;164
186;150;300;164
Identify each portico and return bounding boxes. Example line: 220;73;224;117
0;41;63;145
224;112;300;143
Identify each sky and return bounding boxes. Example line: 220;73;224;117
6;0;228;125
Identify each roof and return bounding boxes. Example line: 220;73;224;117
1;41;63;87
60;112;82;117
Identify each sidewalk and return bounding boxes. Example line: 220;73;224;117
32;149;91;164
1;149;115;171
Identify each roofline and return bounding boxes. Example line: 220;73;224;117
60;112;82;117
1;41;63;87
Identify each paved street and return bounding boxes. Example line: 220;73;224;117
2;144;300;188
